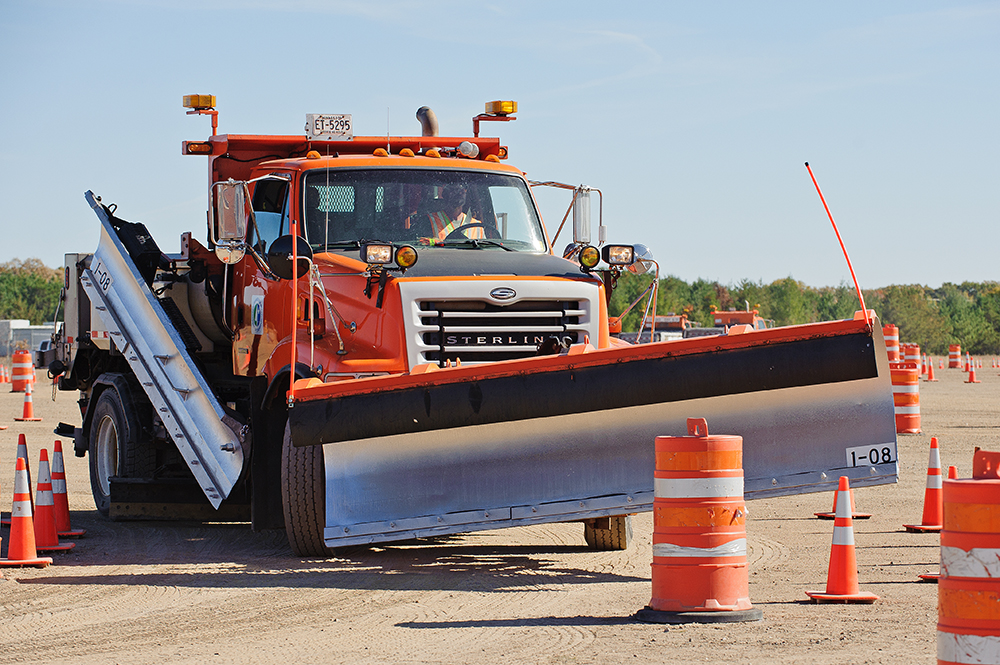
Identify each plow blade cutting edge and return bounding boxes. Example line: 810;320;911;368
288;314;897;548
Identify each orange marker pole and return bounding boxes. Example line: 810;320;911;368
804;163;869;329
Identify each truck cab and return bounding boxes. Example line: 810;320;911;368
228;152;609;387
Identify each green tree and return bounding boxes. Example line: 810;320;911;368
0;259;63;324
762;277;811;326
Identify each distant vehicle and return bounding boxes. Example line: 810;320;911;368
36;339;56;370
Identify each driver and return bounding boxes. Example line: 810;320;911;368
425;184;485;243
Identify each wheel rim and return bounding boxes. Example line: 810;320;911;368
94;413;118;498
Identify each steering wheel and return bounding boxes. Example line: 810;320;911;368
444;223;501;241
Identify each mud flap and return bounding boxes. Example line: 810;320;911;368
287;316;896;548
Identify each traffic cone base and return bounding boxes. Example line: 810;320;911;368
0;555;53;568
967;366;981;383
815;486;871;520
635;607;763;624
57;528;87;538
805;590;879;603
806;476;879;604
903;523;942;533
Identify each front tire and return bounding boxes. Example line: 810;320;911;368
281;422;332;557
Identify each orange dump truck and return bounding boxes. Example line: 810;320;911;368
50;98;898;555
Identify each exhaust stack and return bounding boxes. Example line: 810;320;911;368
416;106;439;137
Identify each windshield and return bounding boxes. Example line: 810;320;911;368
303;168;547;252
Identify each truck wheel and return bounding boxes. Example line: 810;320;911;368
281;422;332;557
584;515;632;551
88;383;156;517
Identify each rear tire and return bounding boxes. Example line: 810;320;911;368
88;380;156;517
584;515;632;551
281;421;332;557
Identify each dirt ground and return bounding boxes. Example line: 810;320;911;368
0;359;997;664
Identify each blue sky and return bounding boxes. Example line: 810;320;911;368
1;1;997;288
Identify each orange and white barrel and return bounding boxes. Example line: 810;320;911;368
10;350;35;393
902;343;922;374
883;324;900;361
949;344;962;369
637;417;762;623
938;450;1000;664
890;361;921;434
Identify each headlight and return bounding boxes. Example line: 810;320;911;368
362;243;393;264
579;245;600;269
601;244;635;266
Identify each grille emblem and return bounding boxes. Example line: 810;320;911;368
489;287;516;301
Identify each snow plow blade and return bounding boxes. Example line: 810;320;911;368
288;314;897;548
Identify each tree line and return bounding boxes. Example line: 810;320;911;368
2;257;998;356
0;259;63;324
609;273;1000;356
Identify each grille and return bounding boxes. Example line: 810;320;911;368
417;299;588;365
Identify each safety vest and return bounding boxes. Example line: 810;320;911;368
427;211;484;240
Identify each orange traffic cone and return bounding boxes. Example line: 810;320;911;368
0;365;7;383
2;434;33;527
51;440;85;538
33;450;75;553
967;365;981;383
815;483;871;520
918;465;959;582
14;382;42;421
925;361;938;382
939;359;944;369
904;437;943;532
806;476;879;603
0;457;53;568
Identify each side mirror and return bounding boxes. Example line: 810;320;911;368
628;243;655;274
267;235;313;280
211;179;250;264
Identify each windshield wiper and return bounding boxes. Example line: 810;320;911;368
318;240;362;250
438;239;515;252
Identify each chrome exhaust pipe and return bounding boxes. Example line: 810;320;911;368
415;106;439;137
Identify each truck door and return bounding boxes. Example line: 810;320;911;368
232;177;290;376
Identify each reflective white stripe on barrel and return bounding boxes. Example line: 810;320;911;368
12;499;32;518
832;525;855;546
892;384;920;393
941;546;1000;579
654;476;744;499
938;632;1000;664
653;538;747;559
12;362;32;369
894;406;921;415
